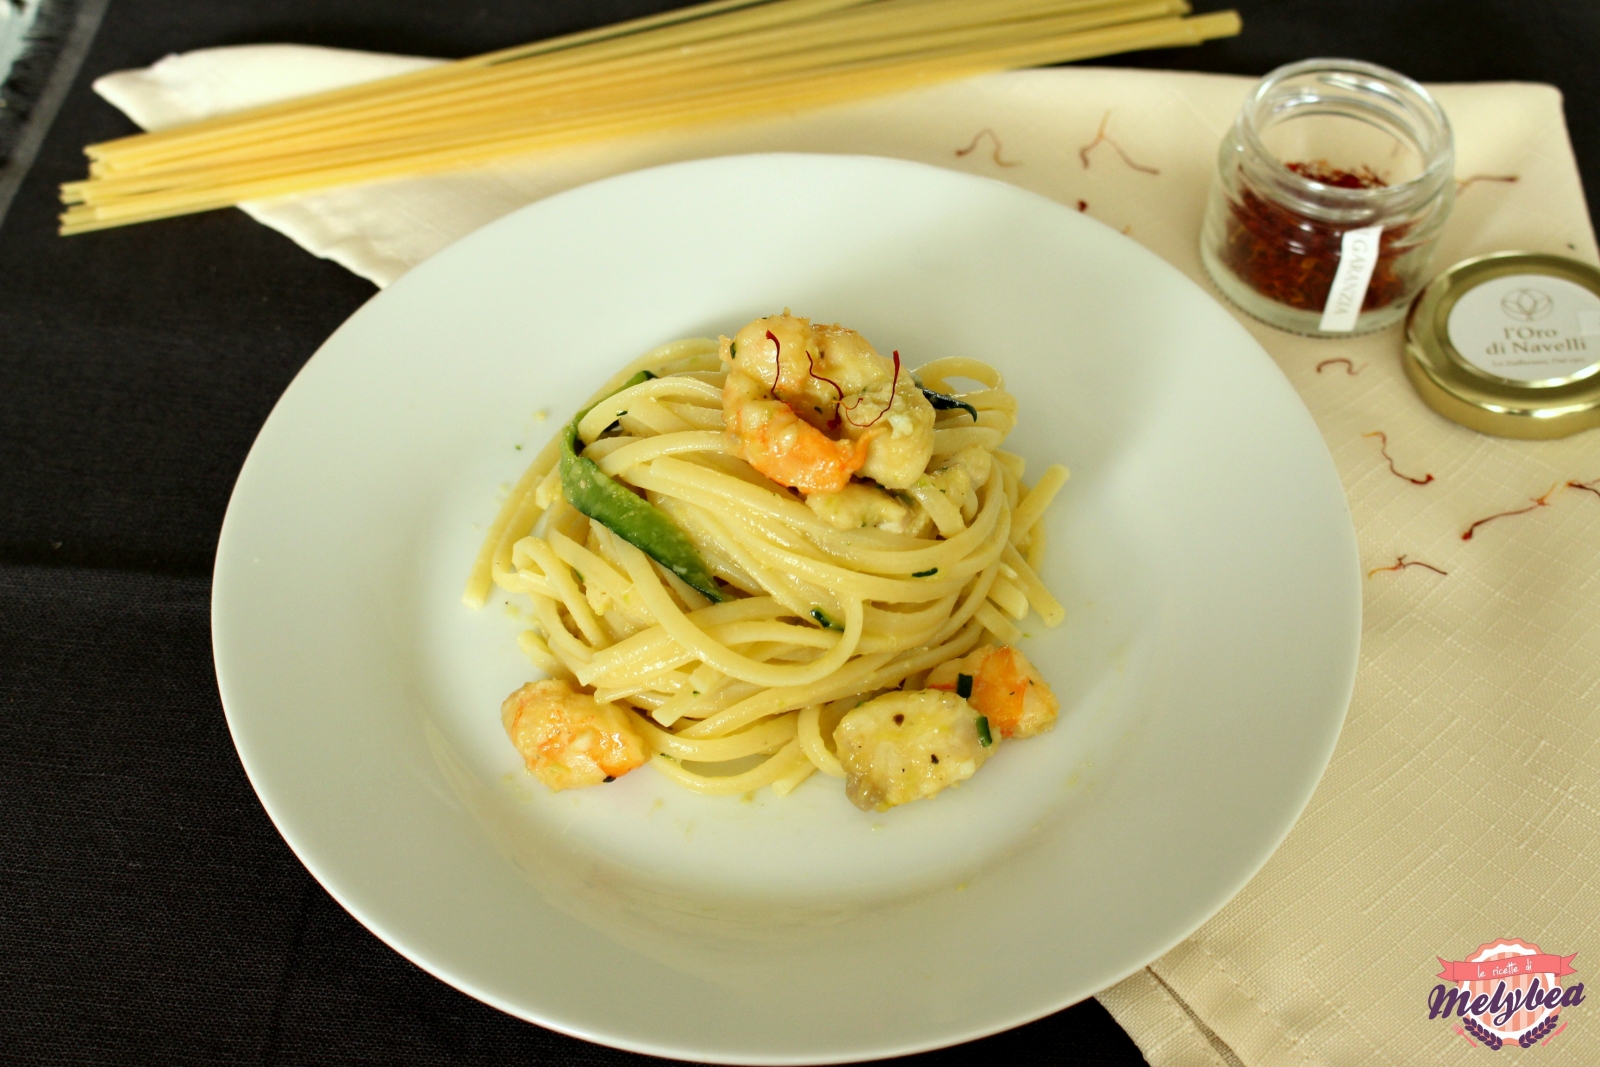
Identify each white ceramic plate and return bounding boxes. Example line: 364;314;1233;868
213;154;1359;1064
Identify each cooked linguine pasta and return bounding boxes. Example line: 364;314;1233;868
465;313;1068;811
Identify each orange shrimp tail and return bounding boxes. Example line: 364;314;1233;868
972;647;1029;738
732;399;873;495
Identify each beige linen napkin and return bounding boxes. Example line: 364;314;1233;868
97;47;1600;1066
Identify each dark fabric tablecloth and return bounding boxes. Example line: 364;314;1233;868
3;2;1597;1064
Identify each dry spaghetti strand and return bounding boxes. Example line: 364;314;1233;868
61;2;1239;234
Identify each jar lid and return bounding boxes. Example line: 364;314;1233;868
1404;251;1600;438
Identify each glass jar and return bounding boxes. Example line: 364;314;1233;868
1200;58;1455;337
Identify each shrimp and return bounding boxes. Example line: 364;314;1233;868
502;678;649;790
721;313;936;494
722;366;873;494
923;446;992;520
806;481;932;536
833;689;994;811
926;645;1058;739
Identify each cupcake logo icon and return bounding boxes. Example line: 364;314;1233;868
1429;939;1583;1050
1501;287;1555;321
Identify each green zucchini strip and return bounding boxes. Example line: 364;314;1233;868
559;371;724;602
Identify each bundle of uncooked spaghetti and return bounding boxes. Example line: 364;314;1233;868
61;0;1239;235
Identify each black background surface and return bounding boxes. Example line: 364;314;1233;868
2;3;1596;1064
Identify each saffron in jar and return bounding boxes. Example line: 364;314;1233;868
1198;59;1455;337
1220;162;1413;316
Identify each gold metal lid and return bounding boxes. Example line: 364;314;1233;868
1403;251;1600;439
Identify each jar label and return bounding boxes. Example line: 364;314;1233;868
1318;226;1384;332
1446;273;1600;385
